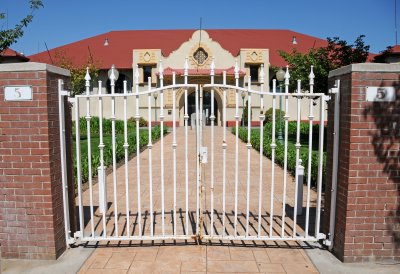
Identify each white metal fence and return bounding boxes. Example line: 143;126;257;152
59;59;334;245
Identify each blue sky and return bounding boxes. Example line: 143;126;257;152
1;0;397;55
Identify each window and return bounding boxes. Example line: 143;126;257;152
249;65;259;83
193;47;208;65
143;66;152;83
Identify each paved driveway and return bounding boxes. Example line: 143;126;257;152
78;244;318;274
77;126;319;273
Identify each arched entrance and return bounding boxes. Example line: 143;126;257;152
178;89;222;126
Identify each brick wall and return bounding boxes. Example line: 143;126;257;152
0;63;71;259
325;64;400;262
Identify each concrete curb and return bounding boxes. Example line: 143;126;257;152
0;246;93;274
305;243;400;274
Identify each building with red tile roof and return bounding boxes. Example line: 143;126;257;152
0;48;29;63
30;29;329;125
29;29;327;70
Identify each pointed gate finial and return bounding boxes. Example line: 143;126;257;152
159;60;164;80
309;65;315;85
109;64;116;82
135;64;139;83
85;67;91;92
210;57;215;76
85;67;91;82
184;57;188;76
259;64;264;84
284;65;290;86
234;59;239;80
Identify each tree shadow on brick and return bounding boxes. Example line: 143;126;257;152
363;78;400;250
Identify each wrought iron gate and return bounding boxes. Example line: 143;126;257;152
59;59;333;245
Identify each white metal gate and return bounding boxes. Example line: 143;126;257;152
59;59;333;245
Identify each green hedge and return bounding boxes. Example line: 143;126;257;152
74;125;166;185
74;116;148;139
233;122;326;187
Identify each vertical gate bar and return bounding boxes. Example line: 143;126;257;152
195;85;199;236
234;61;239;237
135;66;142;237
123;80;130;237
305;66;315;237
184;58;189;235
74;96;84;239
293;80;302;238
210;59;215;237
98;80;107;237
246;77;251;237
199;85;204;238
222;72;227;237
271;80;278;238
258;65;265;237
283;66;290;238
147;77;153;237
58;79;71;244
172;72;177;237
159;61;165;236
315;95;326;239
84;69;95;238
110;66;119;236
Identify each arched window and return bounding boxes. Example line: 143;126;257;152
106;73;132;93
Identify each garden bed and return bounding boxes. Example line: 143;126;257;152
233;121;326;187
73;117;166;187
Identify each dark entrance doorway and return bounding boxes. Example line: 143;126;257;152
188;91;218;126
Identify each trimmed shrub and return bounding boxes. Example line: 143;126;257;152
264;107;285;124
233;123;326;187
74;124;166;185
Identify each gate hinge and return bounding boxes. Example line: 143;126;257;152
329;87;339;94
317;232;326;240
323;95;331;101
73;231;82;240
67;236;76;245
60;90;70;96
323;239;332;247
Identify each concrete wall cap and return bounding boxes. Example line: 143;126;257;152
0;62;70;76
329;63;400;78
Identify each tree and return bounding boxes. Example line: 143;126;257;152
54;50;100;96
279;48;331;93
373;46;393;63
241;100;252;126
325;35;370;68
279;35;370;93
0;0;44;52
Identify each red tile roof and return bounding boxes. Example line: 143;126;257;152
1;48;29;61
391;45;400;53
28;29;327;69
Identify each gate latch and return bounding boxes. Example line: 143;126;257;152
200;147;208;164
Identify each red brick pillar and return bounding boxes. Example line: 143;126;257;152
0;62;71;259
325;63;400;262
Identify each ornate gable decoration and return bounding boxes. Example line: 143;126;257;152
138;50;157;64
245;50;263;63
189;43;212;67
193;47;208;65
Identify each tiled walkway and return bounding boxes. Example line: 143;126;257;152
78;244;318;273
77;126;320;273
